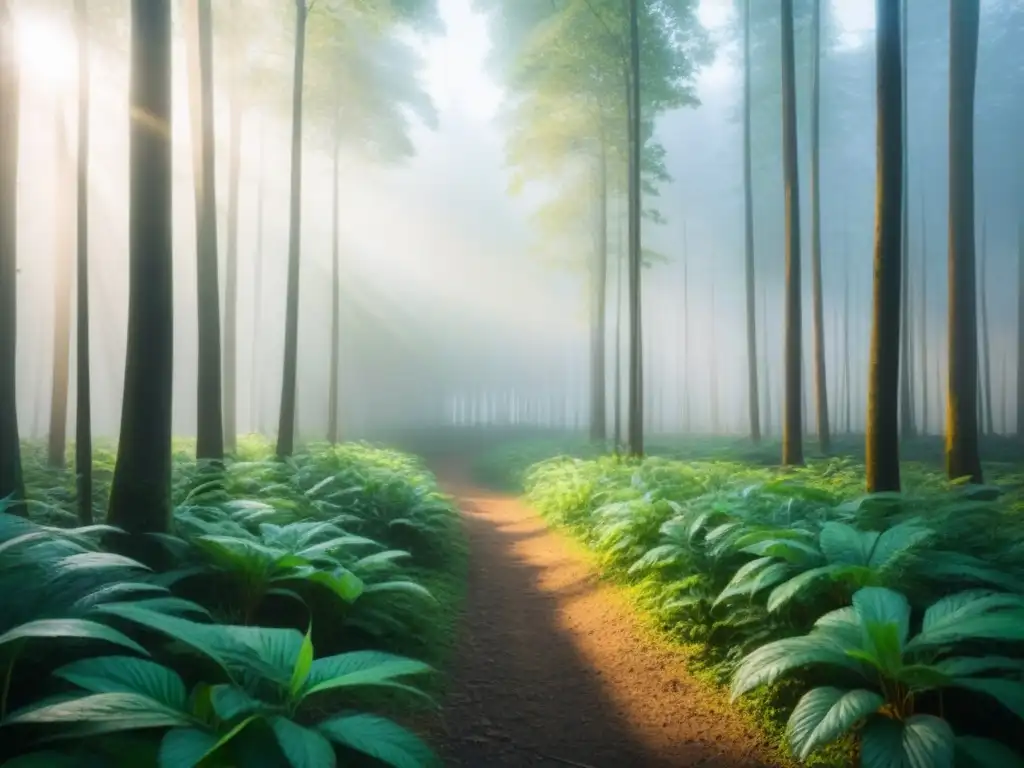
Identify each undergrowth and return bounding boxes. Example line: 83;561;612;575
0;436;466;768
520;450;1024;768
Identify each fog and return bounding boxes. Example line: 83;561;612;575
10;0;1024;446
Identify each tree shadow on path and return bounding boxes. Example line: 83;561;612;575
436;469;782;768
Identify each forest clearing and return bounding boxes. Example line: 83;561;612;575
2;0;1023;766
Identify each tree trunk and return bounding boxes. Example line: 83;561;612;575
919;203;928;434
843;251;851;434
276;0;308;459
626;0;643;458
613;203;623;448
681;220;690;432
866;0;904;493
897;0;915;440
945;0;982;483
809;0;830;454
251;121;265;433
1017;218;1024;436
762;287;771;436
222;0;242;454
327;105;341;444
979;221;994;436
710;282;719;433
107;0;174;534
185;0;224;462
780;0;804;466
742;0;760;443
0;0;23;511
48;99;74;469
74;0;93;525
589;136;608;443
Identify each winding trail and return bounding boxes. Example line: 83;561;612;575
435;466;781;768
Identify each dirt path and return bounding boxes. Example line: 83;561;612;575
435;469;781;768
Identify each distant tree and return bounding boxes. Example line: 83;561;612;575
919;203;928;434
780;0;804;466
185;0;224;462
809;0;829;454
0;0;23;512
107;0;174;533
978;220;994;436
898;0;914;440
945;0;982;483
741;0;760;444
866;0;904;493
626;0;643;456
1018;219;1024;437
222;0;242;454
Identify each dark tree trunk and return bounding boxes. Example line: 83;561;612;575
276;0;308;459
809;0;830;454
223;0;242;453
74;0;93;525
48;100;73;469
0;0;23;512
979;221;994;436
780;0;804;465
613;203;623;448
185;0;223;462
898;0;915;440
919;203;928;434
866;0;904;493
843;252;852;434
107;0;174;533
327;105;341;444
945;0;982;482
742;0;760;443
589;136;608;443
1017;218;1024;436
626;0;643;458
762;287;771;436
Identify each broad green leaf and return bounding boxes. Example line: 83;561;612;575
304;651;432;697
853;587;910;658
0;618;148;657
907;612;1024;651
159;728;219;768
955;735;1024;768
361;581;435;601
271;716;337;768
765;565;841;613
55;656;187;710
819;522;877;566
317;713;438;768
787;687;883;760
301;568;364;603
861;715;954;768
209;684;266;721
731;636;864;699
950;677;1024;720
291;626;315;697
934;655;1024;678
4;692;196;733
867;520;933;568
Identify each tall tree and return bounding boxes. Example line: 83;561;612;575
945;0;982;483
276;0;310;459
898;0;914;439
1017;219;1024;436
590;136;609;442
48;99;73;468
919;204;928;434
327;103;341;444
0;0;23;511
843;246;852;434
626;0;643;457
809;0;830;453
222;0;242;453
74;0;93;525
978;221;994;436
780;0;804;466
762;287;771;436
681;220;690;432
741;0;760;443
251;120;266;433
107;0;174;533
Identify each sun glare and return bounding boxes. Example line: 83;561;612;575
14;13;76;88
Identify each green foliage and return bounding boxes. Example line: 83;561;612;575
1;440;463;767
520;447;1024;765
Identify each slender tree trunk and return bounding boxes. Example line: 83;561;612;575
1017;218;1024;436
327;104;341;444
979;221;994;436
710;282;719;433
742;0;760;443
626;0;643;457
897;0;915;440
276;0;308;458
48;100;74;469
1000;356;1007;435
843;252;852;434
589;136;608;442
946;0;982;482
762;287;771;436
251;121;265;433
107;0;174;533
223;0;242;453
681;220;690;432
613;205;623;448
866;0;904;492
919;203;928;434
74;0;92;524
185;0;223;461
780;0;804;465
809;0;830;454
0;0;23;511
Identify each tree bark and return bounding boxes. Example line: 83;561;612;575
223;0;242;453
48;99;74;469
251;121;265;433
742;0;760;443
843;249;852;434
979;221;994;436
780;0;804;466
681;220;690;432
107;0;174;533
898;0;915;440
626;0;644;458
0;0;23;512
919;202;928;434
945;0;982;483
327;103;341;444
185;0;224;462
589;136;608;442
1017;218;1024;436
809;0;830;454
762;286;771;436
74;0;92;525
866;0;904;493
276;0;309;459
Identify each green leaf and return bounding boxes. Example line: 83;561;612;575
361;581;435;601
819;522;877;566
300;568;365;603
867;520;933;569
291;626;315;698
861;715;954;768
4;692;196;733
731;635;864;700
0;618;148;657
209;685;266;721
317;713;437;768
159;728;219;768
787;687;884;760
950;677;1024;720
765;565;841;613
271;716;337;768
955;735;1024;768
304;652;432;697
853;587;910;666
907;612;1024;651
55;657;187;710
933;655;1024;678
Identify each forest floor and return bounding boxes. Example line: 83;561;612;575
433;463;783;768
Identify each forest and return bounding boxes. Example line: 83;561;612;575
1;0;1023;767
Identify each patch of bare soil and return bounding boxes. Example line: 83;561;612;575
434;467;782;768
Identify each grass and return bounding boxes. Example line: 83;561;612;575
475;434;1024;767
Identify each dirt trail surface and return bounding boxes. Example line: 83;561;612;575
435;467;781;768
